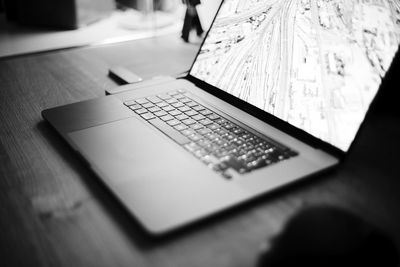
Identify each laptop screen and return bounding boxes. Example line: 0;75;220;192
190;0;400;151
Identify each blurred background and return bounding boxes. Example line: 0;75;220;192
0;0;221;58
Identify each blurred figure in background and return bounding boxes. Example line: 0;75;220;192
257;206;399;267
181;0;203;42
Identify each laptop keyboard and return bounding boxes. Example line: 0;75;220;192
124;89;298;179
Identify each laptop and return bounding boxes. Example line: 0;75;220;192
42;0;400;234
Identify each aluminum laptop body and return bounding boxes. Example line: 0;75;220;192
42;0;400;234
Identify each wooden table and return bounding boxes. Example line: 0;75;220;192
1;34;400;267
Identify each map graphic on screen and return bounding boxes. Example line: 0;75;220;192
190;0;400;151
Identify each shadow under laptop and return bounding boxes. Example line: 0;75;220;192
36;120;341;250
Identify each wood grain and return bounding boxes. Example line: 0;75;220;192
0;34;400;267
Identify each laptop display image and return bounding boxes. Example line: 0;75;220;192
191;0;400;151
42;0;400;234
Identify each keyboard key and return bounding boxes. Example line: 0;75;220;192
166;98;178;104
174;94;186;99
172;102;184;108
223;122;235;130
191;123;204;130
148;106;161;113
188;133;202;142
160;115;174;121
149;118;190;145
215;139;228;146
175;114;189;120
193;149;209;159
158;94;171;100
174;124;188;131
147;96;162;103
180;97;192;103
215;118;227;124
197;139;212;148
231;127;244;135
199;109;213;116
198;128;212;135
231;138;244;146
178;106;191;112
224;144;236;152
169;110;182;116
154;110;168;117
128;104;142;110
192;114;206;121
186;101;198;107
124;100;136;106
184;142;201;152
181;129;196;136
207;114;220;120
248;138;259;146
135;108;148;115
167;90;180;96
142;102;155;109
199;118;213;126
156;102;169;108
205;133;219;141
141;113;155;120
182;118;196;125
185;110;198;117
213;149;230;159
135;98;149;104
208;124;220;131
167;119;180;126
215;128;228;136
162;105;175;112
225;134;236;141
206;143;220;153
192;105;205;111
241;133;251;140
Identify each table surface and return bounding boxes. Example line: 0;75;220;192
1;34;400;267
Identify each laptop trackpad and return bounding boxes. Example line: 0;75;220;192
68;116;215;184
68;116;247;233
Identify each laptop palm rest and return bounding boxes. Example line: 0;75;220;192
68;116;248;234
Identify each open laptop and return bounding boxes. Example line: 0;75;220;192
42;0;400;234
